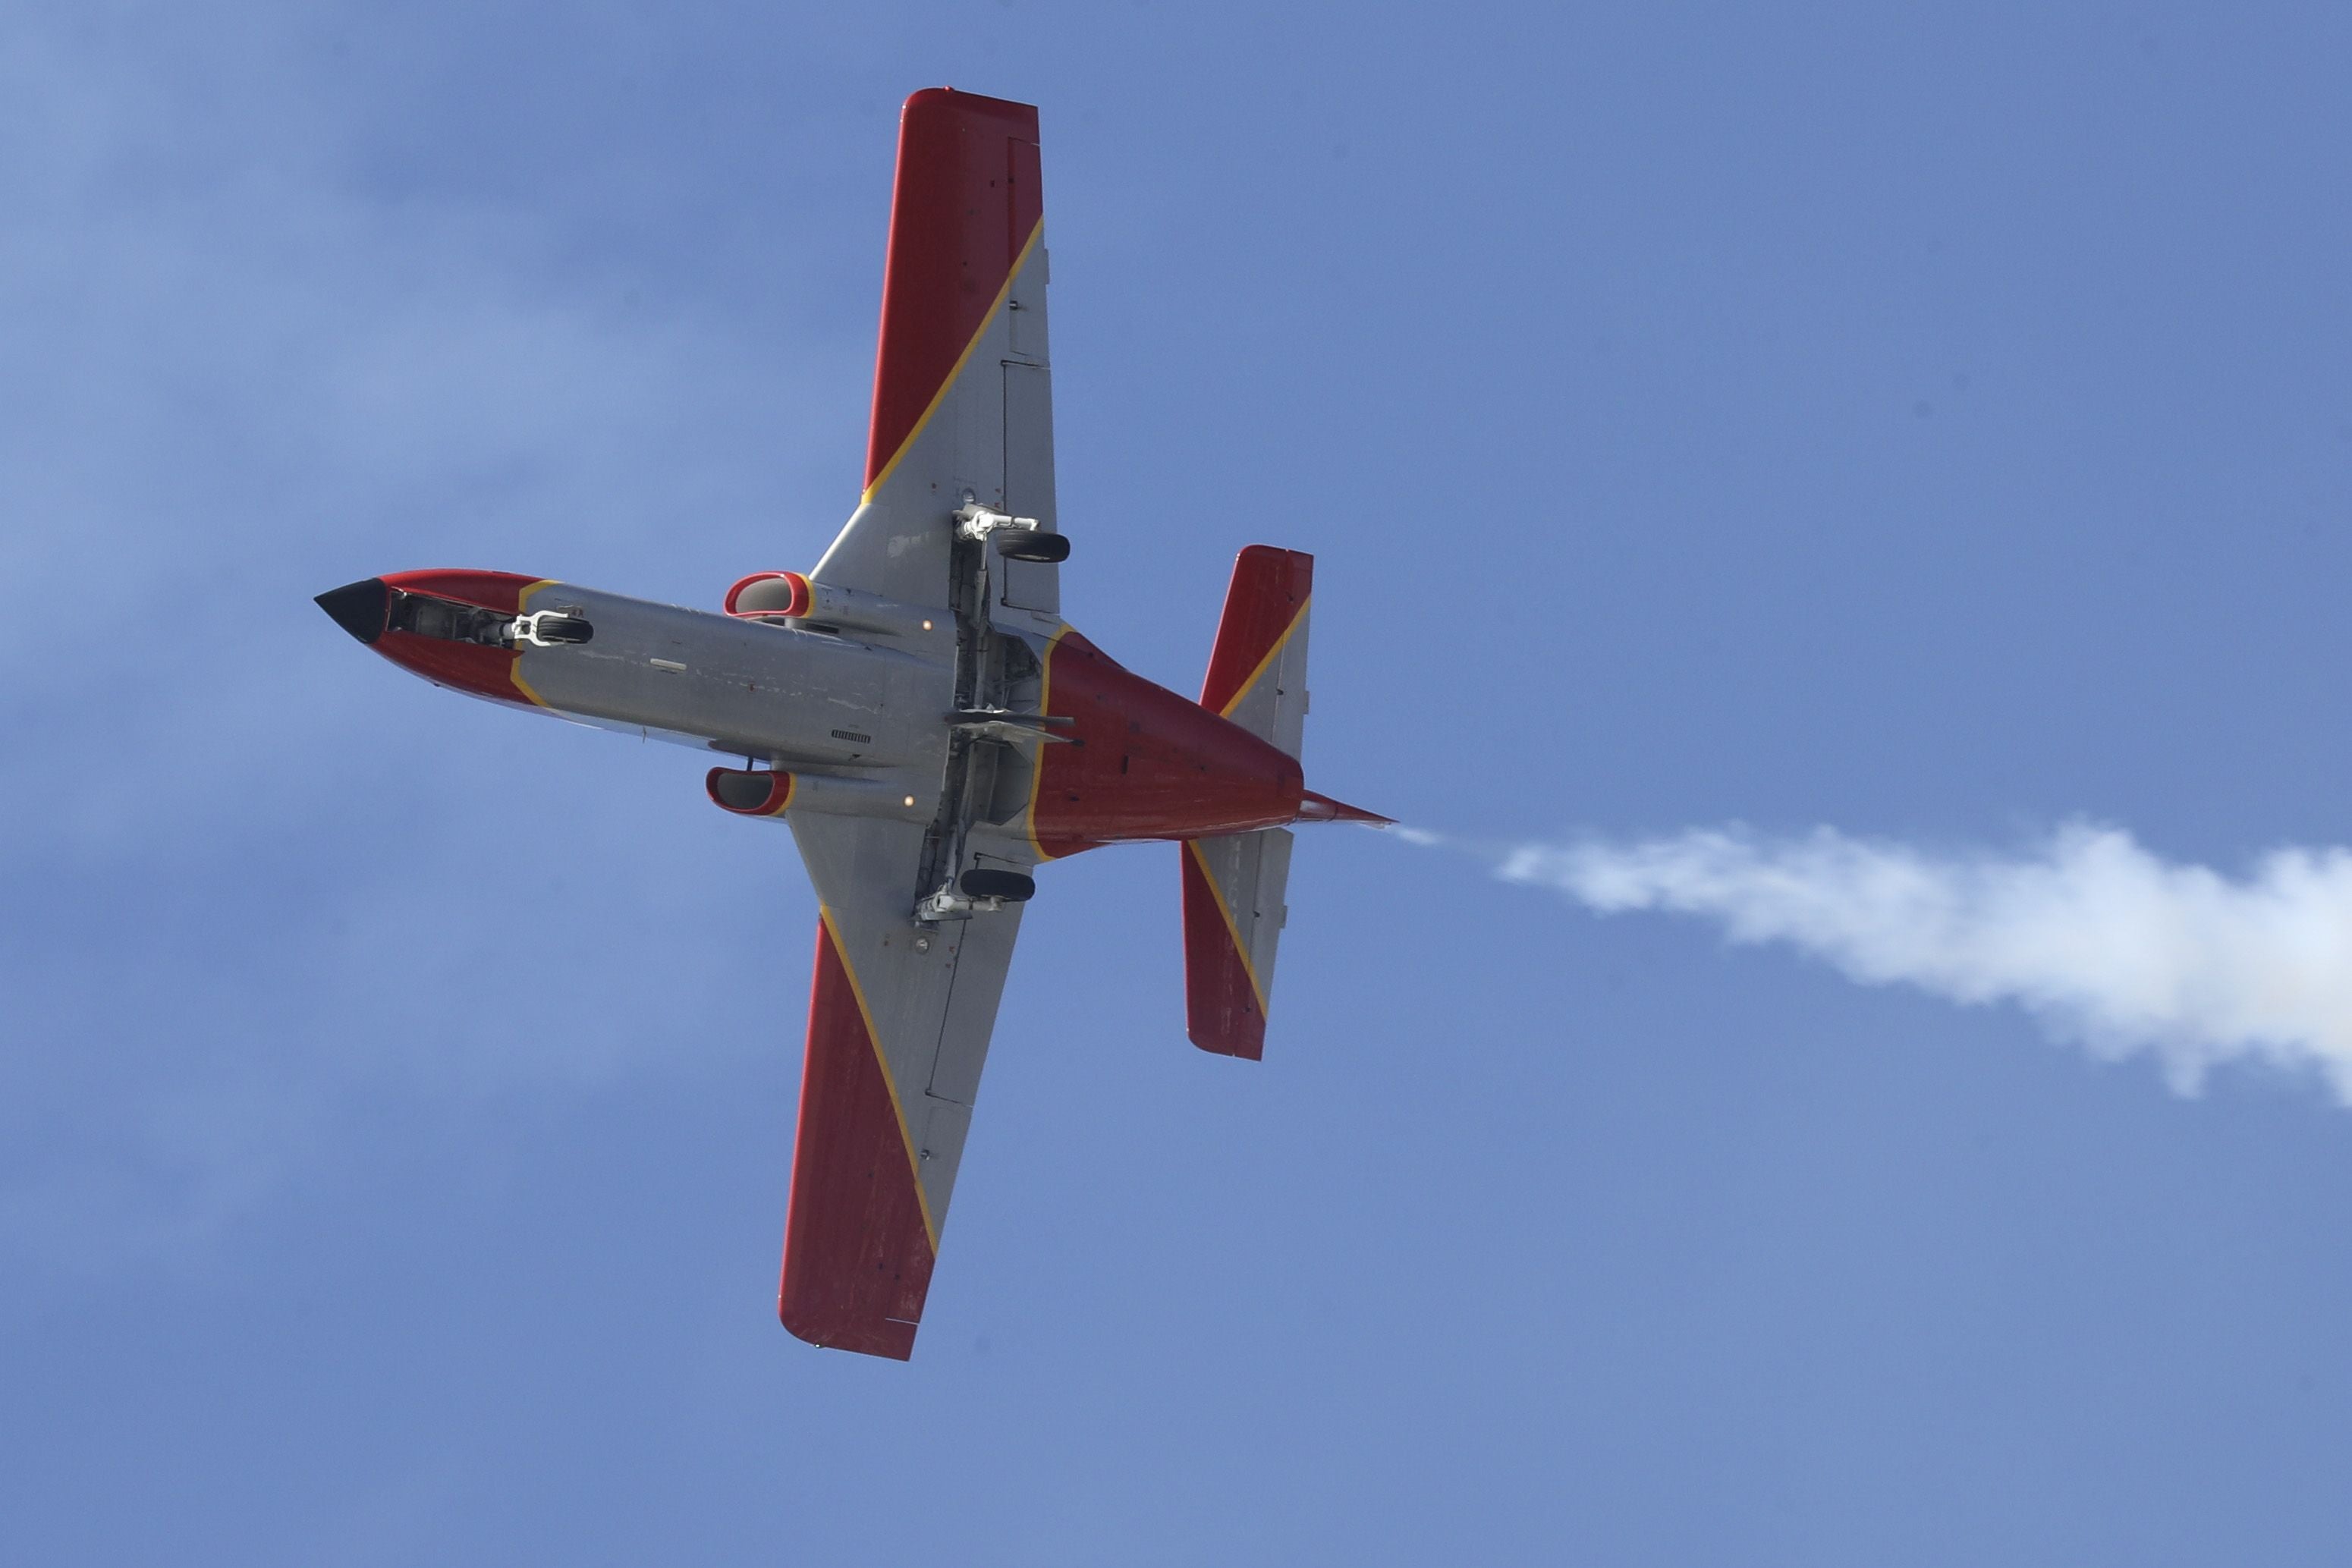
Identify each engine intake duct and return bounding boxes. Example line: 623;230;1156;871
707;767;794;817
706;766;917;820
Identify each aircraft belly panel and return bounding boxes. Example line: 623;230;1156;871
512;589;951;768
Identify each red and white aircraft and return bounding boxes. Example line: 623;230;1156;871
318;89;1385;1359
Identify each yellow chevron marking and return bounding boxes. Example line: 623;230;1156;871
507;580;561;707
1218;595;1312;723
819;905;939;1252
1023;622;1074;863
860;218;1047;507
1187;837;1270;1017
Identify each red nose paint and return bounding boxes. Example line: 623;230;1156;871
372;569;549;707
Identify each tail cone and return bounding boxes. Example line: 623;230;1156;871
1296;790;1391;827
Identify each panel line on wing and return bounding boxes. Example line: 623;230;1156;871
861;218;1046;507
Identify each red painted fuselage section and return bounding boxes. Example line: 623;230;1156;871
1030;630;1303;859
374;569;545;707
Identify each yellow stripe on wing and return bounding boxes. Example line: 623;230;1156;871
1186;838;1270;1017
1218;595;1312;721
819;904;940;1253
860;218;1047;507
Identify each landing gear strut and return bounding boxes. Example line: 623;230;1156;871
915;503;1059;923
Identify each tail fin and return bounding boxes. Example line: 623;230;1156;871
1184;547;1313;1058
1200;546;1311;758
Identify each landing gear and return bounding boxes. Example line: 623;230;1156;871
913;868;1036;921
913;501;1060;925
959;868;1036;903
952;501;1068;563
994;532;1070;564
510;609;593;647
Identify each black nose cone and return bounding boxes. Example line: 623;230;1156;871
316;578;389;644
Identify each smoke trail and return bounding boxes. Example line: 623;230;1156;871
1488;822;2352;1101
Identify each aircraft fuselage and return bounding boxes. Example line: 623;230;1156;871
317;567;1343;864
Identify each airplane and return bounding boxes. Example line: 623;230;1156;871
316;87;1385;1360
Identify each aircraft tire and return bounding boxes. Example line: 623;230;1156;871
960;869;1037;903
994;533;1071;564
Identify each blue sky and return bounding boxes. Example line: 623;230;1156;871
8;2;2352;1562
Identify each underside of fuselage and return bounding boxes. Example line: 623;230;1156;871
316;567;1367;866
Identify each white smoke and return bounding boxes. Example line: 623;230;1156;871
1489;822;2352;1101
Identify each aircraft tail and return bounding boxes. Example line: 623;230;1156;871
1182;547;1313;1059
1200;545;1311;756
1183;829;1292;1059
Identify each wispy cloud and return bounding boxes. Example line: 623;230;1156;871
0;8;838;1286
1487;822;2352;1101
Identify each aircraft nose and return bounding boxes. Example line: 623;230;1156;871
315;578;389;644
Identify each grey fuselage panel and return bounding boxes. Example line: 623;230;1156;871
514;586;956;780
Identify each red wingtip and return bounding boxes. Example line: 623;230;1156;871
866;87;1044;492
1295;790;1393;827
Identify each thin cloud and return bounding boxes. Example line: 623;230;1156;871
0;8;832;1287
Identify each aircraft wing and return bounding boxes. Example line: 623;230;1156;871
777;810;1034;1358
813;88;1060;621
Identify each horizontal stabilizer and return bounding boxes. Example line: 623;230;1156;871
1182;828;1294;1060
1201;547;1311;759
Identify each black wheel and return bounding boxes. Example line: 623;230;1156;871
993;531;1070;564
960;868;1036;903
